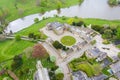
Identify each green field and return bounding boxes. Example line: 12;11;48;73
0;39;35;62
61;36;76;46
0;0;82;21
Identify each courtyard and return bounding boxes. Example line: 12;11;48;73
41;27;84;47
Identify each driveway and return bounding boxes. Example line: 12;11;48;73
94;35;120;57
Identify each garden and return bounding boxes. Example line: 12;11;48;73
69;54;102;77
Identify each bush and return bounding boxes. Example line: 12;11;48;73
55;73;64;80
90;40;96;45
52;41;68;51
102;39;110;44
11;55;23;70
118;52;120;58
28;33;40;40
34;18;39;23
15;35;21;41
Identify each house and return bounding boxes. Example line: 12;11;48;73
86;47;107;60
71;41;87;52
91;74;107;80
35;60;50;80
101;58;112;68
110;61;120;79
72;71;91;80
96;52;107;61
46;22;65;35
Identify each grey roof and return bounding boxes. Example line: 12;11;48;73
110;61;120;73
48;22;64;29
72;71;87;80
92;74;107;80
115;71;120;79
88;47;101;58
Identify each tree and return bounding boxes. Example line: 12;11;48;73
18;8;24;17
56;73;64;80
36;0;41;6
116;27;120;40
52;41;62;49
40;1;47;7
118;52;120;58
15;35;21;41
40;8;45;14
50;56;56;62
78;0;84;5
32;44;48;58
0;34;6;41
24;47;33;58
103;29;113;39
34;18;39;23
11;55;23;70
67;18;74;25
56;1;62;14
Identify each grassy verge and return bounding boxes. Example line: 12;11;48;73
0;39;35;62
0;0;82;21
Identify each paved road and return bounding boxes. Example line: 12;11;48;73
42;42;93;80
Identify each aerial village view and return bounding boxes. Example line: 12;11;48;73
0;0;120;80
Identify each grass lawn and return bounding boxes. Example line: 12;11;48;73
73;62;102;77
61;36;76;46
0;0;81;21
0;39;35;62
16;17;120;37
69;55;102;77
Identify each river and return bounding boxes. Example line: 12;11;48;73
5;0;120;33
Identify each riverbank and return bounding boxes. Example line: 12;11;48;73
0;0;83;22
15;17;120;36
108;0;120;6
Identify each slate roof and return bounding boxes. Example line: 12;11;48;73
72;71;87;80
92;74;107;80
110;61;120;73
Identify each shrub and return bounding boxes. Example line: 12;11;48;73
55;73;64;80
11;55;23;70
15;35;21;41
102;39;110;44
118;52;120;58
34;18;39;23
52;41;68;51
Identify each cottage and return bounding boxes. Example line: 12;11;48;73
91;74;107;80
47;22;65;35
97;52;107;61
72;71;90;80
86;47;107;60
110;61;120;79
